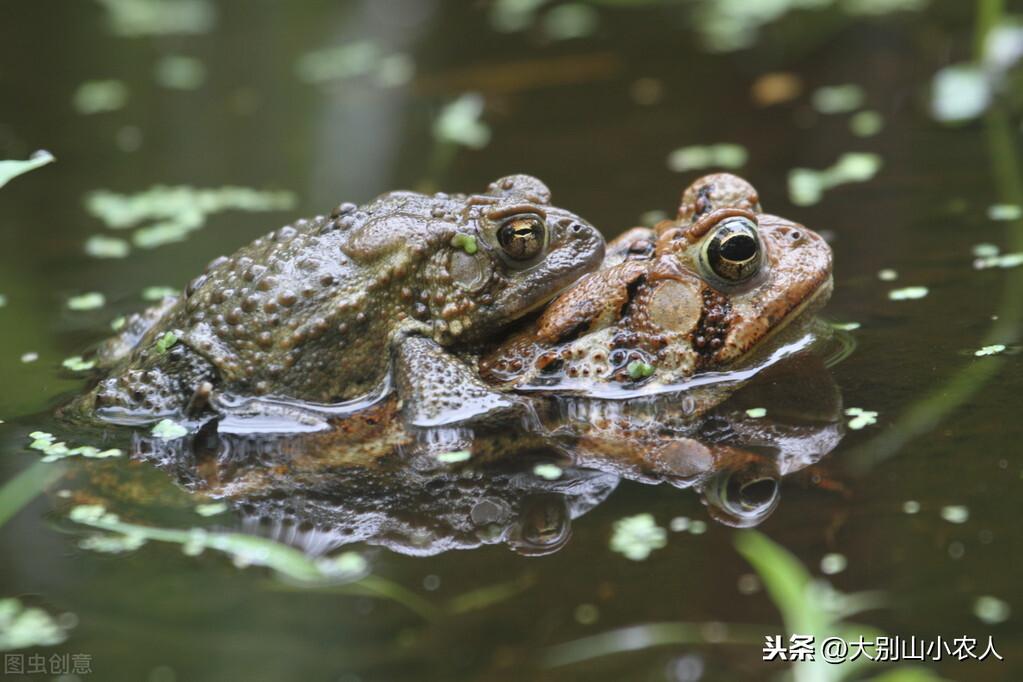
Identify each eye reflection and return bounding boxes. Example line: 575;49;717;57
701;461;781;528
507;494;572;556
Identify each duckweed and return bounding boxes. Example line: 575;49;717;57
436;450;472;464
669;516;690;532
95;0;216;37
142;286;178;301
788;152;883;206
66;292;106;310
573;603;600;625
694;0;927;53
820;553;848;575
72;80;128;114
610;513;666;561
27;432;121;462
940;505;970;524
974;252;1023;269
295;41;413;87
974;344;1006;357
154;331;178;354
542;4;599;41
973;596;1011;625
151;419;188;440
154;55;206;90
811;84;864;114
930;64;989;122
450;233;478;255
850;110;884;137
627;360;655;380
61;356;96;372
533;463;563;480
666;144;747;173
0;598;71;651
434;94;491;149
844;407;878;430
988;203;1022;220
86;185;296;249
888;286;928;301
489;0;544;33
85;234;131;259
195;502;229;517
745;407;767;418
972;243;1000;257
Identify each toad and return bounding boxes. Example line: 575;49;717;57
479;173;833;391
78;175;604;427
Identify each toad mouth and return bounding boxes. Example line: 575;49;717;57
727;272;834;365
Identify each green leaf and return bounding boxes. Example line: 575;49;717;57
0;151;55;190
445;573;537;614
734;530;816;634
68;504;368;585
0;463;63;530
867;665;951;682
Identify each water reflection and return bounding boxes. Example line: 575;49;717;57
128;345;842;556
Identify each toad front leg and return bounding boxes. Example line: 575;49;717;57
82;343;219;424
392;335;525;428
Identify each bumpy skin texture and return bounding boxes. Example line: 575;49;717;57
479;173;834;389
83;175;604;420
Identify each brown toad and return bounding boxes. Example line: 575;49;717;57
79;175;604;427
479;173;833;391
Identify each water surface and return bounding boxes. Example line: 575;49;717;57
1;1;1021;680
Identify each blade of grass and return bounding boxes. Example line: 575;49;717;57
542;621;766;668
0;462;63;530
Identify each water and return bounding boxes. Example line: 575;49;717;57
1;1;1022;680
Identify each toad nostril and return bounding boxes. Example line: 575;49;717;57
789;230;802;241
571;223;583;233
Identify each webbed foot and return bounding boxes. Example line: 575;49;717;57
393;335;525;428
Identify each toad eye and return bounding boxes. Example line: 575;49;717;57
497;214;547;262
700;217;762;283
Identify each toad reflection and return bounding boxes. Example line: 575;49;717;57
128;346;843;556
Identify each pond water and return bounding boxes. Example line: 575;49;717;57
1;1;1021;680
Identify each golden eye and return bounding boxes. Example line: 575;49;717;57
497;215;547;261
701;217;762;283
